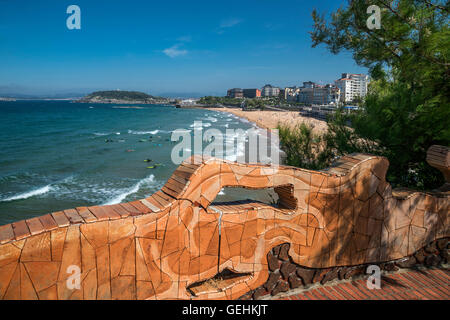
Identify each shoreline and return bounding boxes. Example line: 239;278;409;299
206;107;328;134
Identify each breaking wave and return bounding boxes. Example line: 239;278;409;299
128;130;160;135
1;185;52;202
102;174;156;205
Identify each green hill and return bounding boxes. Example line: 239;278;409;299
85;90;156;100
77;90;169;103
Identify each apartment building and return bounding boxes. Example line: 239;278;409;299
227;88;244;98
297;84;340;105
262;84;280;97
283;87;301;102
243;88;261;98
335;73;369;103
303;81;315;89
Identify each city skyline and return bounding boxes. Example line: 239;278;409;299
0;0;368;97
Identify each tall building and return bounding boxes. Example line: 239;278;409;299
243;88;261;98
335;73;369;103
283;87;301;101
303;81;315;89
297;85;340;105
227;88;244;98
262;84;280;97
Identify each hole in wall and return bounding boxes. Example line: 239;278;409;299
213;187;279;207
212;184;297;210
186;268;252;297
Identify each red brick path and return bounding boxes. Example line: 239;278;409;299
279;268;450;300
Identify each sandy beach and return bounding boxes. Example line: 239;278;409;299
207;107;328;135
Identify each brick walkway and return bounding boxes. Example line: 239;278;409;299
278;268;449;300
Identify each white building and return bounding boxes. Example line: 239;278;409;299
297;85;340;105
284;87;301;102
180;98;199;106
303;81;315;89
335;73;369;103
262;84;280;97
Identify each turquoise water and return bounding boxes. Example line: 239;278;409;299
0;101;259;225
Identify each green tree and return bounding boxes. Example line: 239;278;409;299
310;0;450;189
277;123;328;170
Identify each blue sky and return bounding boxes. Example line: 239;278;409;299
0;0;367;97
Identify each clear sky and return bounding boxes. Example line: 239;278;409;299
0;0;367;97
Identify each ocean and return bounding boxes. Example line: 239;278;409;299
0;100;274;225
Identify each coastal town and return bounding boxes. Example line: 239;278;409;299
226;73;369;105
176;72;369;122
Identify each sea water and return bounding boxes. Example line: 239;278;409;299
0;100;272;225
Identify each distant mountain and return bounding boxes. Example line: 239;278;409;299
0;93;86;99
76;90;172;104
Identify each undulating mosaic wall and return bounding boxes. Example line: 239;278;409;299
0;145;448;300
239;238;449;300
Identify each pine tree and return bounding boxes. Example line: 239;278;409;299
310;0;449;189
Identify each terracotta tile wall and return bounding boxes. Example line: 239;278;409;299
0;146;448;300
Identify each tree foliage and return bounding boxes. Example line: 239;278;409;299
244;99;265;109
277;123;329;170
85;90;159;101
198;96;243;106
307;0;449;189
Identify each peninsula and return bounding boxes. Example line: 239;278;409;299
76;90;173;104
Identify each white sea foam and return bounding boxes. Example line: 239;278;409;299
94;131;122;136
48;176;134;203
102;175;156;205
189;122;212;128
128;130;159;135
204;117;218;123
1;185;52;202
